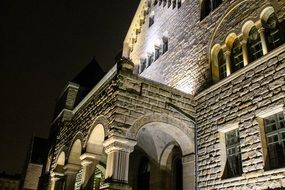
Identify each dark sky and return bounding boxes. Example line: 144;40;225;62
0;0;140;173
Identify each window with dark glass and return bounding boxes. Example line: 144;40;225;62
247;26;263;62
159;0;162;6
200;0;222;20
148;53;154;66
172;0;176;9
224;129;242;178
231;39;244;72
140;58;147;73
264;112;285;169
265;14;284;51
168;0;171;8
154;0;158;6
163;0;167;6
177;0;181;8
149;15;154;27
163;38;168;54
154;47;161;61
218;50;227;80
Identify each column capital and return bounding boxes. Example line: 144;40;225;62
63;163;81;175
50;170;64;180
258;26;265;33
80;153;101;166
240;39;247;45
103;136;137;154
224;50;231;56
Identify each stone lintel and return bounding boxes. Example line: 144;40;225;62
182;153;195;163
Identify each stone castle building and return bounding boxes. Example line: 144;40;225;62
40;0;285;189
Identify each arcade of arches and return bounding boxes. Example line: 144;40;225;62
48;118;195;190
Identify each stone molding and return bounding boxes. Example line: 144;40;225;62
103;136;137;154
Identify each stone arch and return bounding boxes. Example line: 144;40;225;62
84;116;109;148
160;142;178;169
86;124;105;155
207;0;256;62
67;133;84;165
54;146;68;167
127;114;195;156
242;20;256;39
260;6;275;23
128;114;195;190
211;44;222;83
225;33;238;49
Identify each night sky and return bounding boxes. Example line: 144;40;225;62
1;0;140;173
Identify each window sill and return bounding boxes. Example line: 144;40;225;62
220;175;244;183
263;167;285;175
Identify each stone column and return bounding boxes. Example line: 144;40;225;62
80;153;101;189
63;163;81;190
49;170;64;190
182;153;195;190
103;136;136;190
258;27;268;55
241;39;249;66
224;50;231;76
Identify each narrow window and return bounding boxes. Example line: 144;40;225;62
149;15;154;27
148;53;154;66
224;129;242;178
247;26;263;62
163;0;167;7
218;50;227;80
155;46;161;61
167;0;171;8
163;37;168;54
264;113;285;169
159;0;162;6
172;0;176;9
231;39;244;72
200;0;222;20
140;58;147;73
177;0;181;8
265;14;284;51
154;0;158;6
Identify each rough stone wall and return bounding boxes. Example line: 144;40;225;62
23;163;43;190
49;68;195;172
195;47;285;189
130;0;285;94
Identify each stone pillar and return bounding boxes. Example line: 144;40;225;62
80;153;101;189
63;163;81;190
49;171;64;190
182;153;195;190
224;50;231;76
258;27;268;55
103;136;136;190
241;39;249;66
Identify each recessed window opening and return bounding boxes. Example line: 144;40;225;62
231;39;244;72
247;26;263;62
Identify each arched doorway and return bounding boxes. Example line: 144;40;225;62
128;115;195;190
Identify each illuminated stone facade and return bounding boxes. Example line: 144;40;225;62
42;0;285;189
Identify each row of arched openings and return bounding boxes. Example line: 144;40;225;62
212;7;285;82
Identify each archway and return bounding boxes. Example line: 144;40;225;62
128;115;195;190
81;123;106;190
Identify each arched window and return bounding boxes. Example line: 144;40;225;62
177;0;181;8
231;39;244;72
218;49;227;80
247;26;263;62
138;158;150;190
200;0;222;20
163;37;168;54
167;0;171;8
172;0;176;9
264;14;284;51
